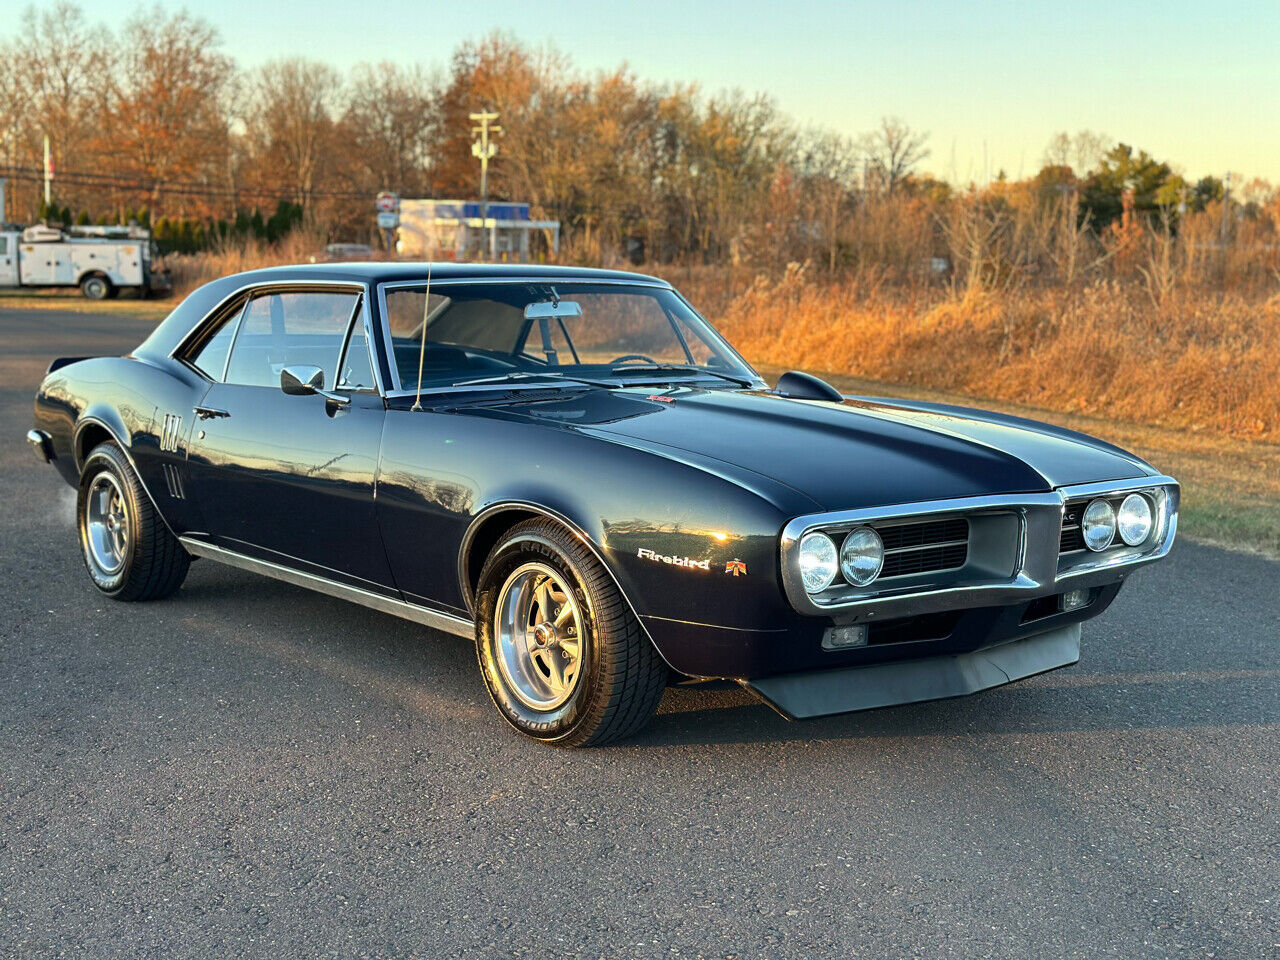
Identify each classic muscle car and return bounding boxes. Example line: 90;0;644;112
28;263;1179;745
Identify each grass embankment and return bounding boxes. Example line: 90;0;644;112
0;289;174;320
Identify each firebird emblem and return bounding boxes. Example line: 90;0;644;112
725;559;748;576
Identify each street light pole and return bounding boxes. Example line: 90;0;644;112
470;110;501;259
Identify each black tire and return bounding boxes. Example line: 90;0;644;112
80;273;111;300
475;518;668;747
77;442;189;601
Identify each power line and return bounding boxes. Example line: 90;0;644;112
0;165;373;203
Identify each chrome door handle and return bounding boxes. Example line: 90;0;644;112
194;406;230;420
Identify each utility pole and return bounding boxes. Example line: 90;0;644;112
43;134;52;211
469;110;501;258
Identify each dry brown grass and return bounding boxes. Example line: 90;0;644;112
673;263;1280;445
164;225;339;297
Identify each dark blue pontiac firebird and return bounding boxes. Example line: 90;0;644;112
29;262;1178;745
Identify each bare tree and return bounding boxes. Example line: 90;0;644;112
248;58;343;209
342;62;437;196
863;117;929;195
5;2;105;214
1042;132;1072;170
796;129;860;270
1042;130;1112;175
104;8;233;216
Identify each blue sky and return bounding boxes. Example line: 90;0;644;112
81;0;1280;182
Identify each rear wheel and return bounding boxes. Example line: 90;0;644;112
80;273;111;300
77;442;189;600
475;518;667;746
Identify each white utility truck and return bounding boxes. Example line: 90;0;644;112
0;223;170;299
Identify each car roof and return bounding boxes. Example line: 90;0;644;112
133;262;672;363
215;261;668;286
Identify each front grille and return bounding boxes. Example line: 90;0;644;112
870;517;969;579
1059;520;1085;553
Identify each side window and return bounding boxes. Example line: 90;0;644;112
337;303;377;390
224;290;358;389
0;237;8;255
188;304;243;380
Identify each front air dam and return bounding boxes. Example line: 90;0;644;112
747;622;1081;720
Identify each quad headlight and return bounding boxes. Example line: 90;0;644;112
839;526;884;586
1081;498;1117;551
797;532;839;593
1117;493;1154;546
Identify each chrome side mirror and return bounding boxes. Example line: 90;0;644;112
280;364;350;405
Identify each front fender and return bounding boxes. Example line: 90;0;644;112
376;407;801;636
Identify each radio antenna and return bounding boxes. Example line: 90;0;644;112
411;261;432;411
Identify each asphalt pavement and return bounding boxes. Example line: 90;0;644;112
1;305;1277;959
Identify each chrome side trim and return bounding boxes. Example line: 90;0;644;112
779;477;1179;621
179;537;475;638
455;501;681;673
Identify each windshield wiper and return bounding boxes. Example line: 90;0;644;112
609;363;755;388
450;371;619;389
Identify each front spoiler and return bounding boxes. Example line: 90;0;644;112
746;622;1080;720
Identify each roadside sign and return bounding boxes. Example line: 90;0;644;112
376;211;400;229
375;192;400;214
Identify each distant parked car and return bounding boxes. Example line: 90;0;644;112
319;242;374;262
28;262;1178;746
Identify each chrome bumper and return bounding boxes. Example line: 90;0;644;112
26;429;54;463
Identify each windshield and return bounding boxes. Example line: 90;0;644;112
380;282;757;392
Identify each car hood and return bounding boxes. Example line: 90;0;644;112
512;386;1155;511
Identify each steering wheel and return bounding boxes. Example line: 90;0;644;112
610;354;658;365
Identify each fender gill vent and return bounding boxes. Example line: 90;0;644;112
159;414;183;453
162;463;186;499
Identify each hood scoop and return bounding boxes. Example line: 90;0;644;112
775;371;844;402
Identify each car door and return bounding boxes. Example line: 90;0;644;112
184;286;395;592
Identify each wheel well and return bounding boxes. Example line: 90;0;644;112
75;422;114;471
78;270;110;285
462;508;541;609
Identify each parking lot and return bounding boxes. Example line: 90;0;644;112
2;305;1277;958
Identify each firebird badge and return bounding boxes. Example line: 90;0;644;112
637;548;709;570
725;559;748;576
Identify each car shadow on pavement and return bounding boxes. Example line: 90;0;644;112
628;668;1280;747
173;564;1280;751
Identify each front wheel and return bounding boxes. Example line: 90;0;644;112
475;518;668;746
77;442;190;600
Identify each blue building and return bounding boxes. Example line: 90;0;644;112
395;199;561;261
